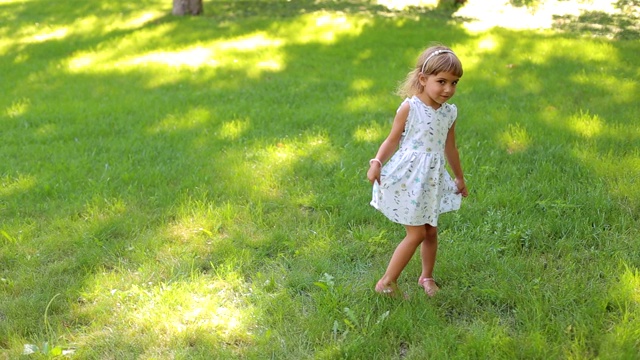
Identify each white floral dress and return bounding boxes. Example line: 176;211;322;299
371;96;461;226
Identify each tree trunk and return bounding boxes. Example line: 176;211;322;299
172;0;203;16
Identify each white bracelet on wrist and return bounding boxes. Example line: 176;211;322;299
369;158;382;167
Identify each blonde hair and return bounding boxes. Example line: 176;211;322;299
396;45;463;98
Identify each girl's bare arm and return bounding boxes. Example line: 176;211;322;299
445;121;468;196
367;102;410;184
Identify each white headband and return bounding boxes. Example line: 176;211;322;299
421;49;454;73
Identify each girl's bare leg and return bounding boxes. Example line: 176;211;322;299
376;225;426;291
419;224;439;296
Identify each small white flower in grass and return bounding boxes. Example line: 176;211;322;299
23;344;38;355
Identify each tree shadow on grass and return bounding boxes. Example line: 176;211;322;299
553;10;640;40
549;0;640;40
204;0;464;20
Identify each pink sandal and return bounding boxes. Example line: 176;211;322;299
418;277;439;297
375;280;408;299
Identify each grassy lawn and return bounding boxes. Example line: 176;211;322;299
1;0;639;358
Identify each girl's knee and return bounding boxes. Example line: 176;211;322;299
424;225;438;241
405;226;428;243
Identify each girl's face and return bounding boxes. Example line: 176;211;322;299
418;71;460;109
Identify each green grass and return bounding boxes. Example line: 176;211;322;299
1;0;639;358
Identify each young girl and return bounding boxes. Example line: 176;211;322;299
367;45;468;297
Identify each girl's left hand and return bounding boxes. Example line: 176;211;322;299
455;178;468;197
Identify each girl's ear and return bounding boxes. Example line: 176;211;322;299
418;73;428;86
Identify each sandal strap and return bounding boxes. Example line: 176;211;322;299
419;277;439;297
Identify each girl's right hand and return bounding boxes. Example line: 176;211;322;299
367;164;381;185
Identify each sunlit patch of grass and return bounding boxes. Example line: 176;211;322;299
65;21;179;74
353;122;387;143
5;97;31;118
115;32;285;75
456;34;503;76
290;12;370;44
257;133;338;172
16;16;96;46
29;26;70;43
350;78;374;91
64;11;370;82
0;173;37;198
569;110;603;138
477;34;499;51
115;10;165;31
3;1;167;47
217;119;251;140
219;33;286;51
73;273;257;357
599;263;640;356
345;93;386;113
616;265;640;304
124;46;218;68
499;123;531;154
